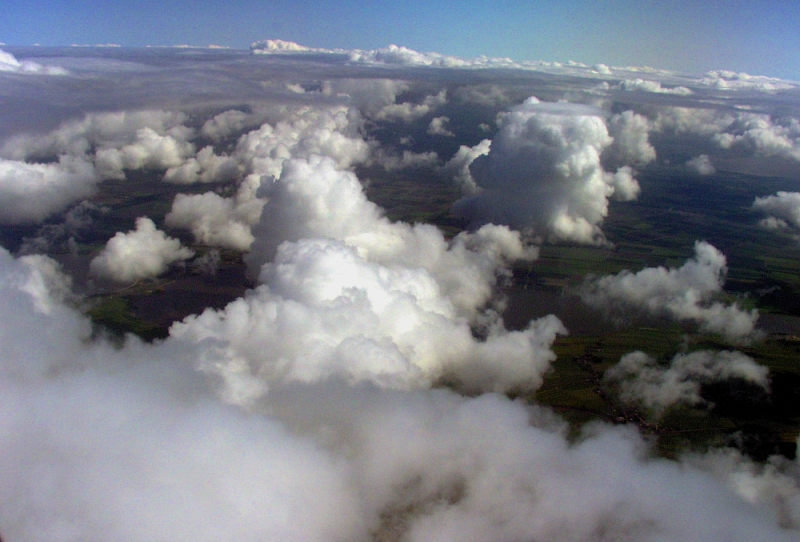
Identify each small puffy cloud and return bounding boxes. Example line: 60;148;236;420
603;110;656;169
199;109;255;141
163;146;240;184
593;63;612;75
234;105;370;179
454;97;630;244
321;78;410;118
94;127;195;180
90;217;194;282
452;84;509;107
605;349;769;415
427;116;454;137
373;89;447;122
607;165;640;201
686;154;716;175
580;241;760;343
165;187;261;251
0;156;97;224
753;191;800;231
654;106;736;137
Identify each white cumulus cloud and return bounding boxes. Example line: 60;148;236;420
580;241;760;343
454;98;634;244
605;349;769;415
687;154;716;175
753;191;800;231
90;217;194;282
427;115;455;136
0;156;98;224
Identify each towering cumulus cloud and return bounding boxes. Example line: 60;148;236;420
174;154;564;402
455;98;640;244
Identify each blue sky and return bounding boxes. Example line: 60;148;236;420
2;0;799;79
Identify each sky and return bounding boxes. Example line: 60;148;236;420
2;0;800;79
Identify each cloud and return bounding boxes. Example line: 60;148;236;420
452;84;510;107
753;192;800;231
348;44;473;68
369;148;440;171
618;78;692;95
444;139;491;194
165;104;372;251
0;48;68;75
701;70;797;92
655;108;800;163
321;78;410;118
454;98;633;244
604;350;769;415
94;127;194;180
199;109;260;141
165;187;262;251
1;109;193;162
0;248;365;541
163;146;240;184
234;105;369;178
0;156;98;224
686;448;800;529
174;235;564;401
713;115;800;162
19;201;108;255
373;89;447;123
603;110;656;170
580;241;760;343
3;44;800;542
250;39;332;54
427;115;455;136
1;250;795;540
90;217;194;282
246;155;534;316
687;154;716;175
168;153;562;401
